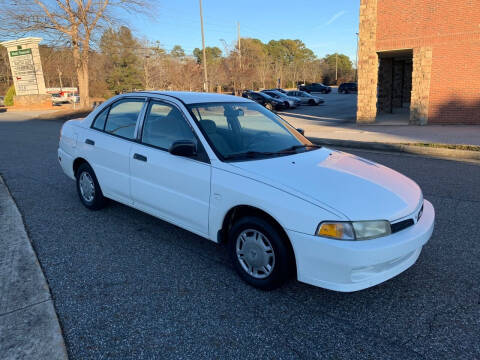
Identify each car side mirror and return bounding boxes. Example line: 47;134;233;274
169;140;197;157
296;128;305;135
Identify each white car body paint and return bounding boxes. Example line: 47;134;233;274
58;91;435;292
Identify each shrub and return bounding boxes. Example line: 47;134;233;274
4;85;15;106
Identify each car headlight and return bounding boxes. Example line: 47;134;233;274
316;220;391;241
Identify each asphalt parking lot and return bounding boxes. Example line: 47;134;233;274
279;88;357;126
0;112;479;359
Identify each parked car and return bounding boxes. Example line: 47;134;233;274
286;90;324;105
242;90;284;110
51;93;67;105
67;93;80;103
261;90;300;109
298;83;332;94
338;82;358;94
59;91;435;292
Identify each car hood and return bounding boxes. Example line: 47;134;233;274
229;148;422;221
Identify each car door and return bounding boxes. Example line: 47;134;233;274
130;99;211;236
82;97;146;205
252;93;265;105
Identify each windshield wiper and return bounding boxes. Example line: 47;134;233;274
223;151;277;160
277;144;322;153
223;145;321;160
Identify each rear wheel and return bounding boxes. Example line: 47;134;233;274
76;163;106;210
228;216;292;290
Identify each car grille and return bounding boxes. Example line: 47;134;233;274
391;219;414;234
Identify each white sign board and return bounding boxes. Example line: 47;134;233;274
9;48;39;95
0;37;47;96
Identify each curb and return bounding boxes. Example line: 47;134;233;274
0;176;68;360
309;137;480;161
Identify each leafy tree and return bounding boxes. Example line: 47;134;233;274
170;45;185;58
0;0;154;107
323;53;353;84
4;84;15;106
100;26;143;93
193;47;222;64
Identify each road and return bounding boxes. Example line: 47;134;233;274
0;112;479;360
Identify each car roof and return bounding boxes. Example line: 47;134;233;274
132;91;250;104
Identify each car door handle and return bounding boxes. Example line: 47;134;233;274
133;153;147;162
85;139;95;146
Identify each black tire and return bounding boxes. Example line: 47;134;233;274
284;101;290;109
228;216;292;290
76;162;107;210
308;99;316;106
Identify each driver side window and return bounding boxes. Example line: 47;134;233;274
142;101;195;150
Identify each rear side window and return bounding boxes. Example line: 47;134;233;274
104;99;144;139
92;107;109;130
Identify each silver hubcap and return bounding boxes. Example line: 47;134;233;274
236;229;275;279
79;171;95;202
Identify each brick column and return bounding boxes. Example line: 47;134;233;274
357;0;379;123
410;47;433;125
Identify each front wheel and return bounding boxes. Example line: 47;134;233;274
76;163;107;210
308;99;316;106
284;101;290;109
228;216;293;290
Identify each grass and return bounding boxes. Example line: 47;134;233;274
405;143;480;152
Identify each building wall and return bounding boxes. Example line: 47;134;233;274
376;0;480;124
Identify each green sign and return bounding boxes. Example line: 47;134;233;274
10;48;32;57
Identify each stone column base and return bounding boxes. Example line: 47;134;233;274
409;47;433;125
13;94;51;107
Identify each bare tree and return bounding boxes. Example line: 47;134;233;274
0;0;152;107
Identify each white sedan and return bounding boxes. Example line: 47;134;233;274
286;90;324;105
58;92;434;291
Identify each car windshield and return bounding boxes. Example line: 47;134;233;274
188;102;318;161
264;91;280;99
270;91;287;98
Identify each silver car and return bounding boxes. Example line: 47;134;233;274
261;90;301;109
287;90;324;105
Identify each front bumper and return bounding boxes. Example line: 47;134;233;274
287;200;435;292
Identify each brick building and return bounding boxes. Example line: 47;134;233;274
357;0;480;125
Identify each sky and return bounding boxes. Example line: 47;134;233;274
128;0;360;60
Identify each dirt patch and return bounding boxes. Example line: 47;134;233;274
34;108;92;121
